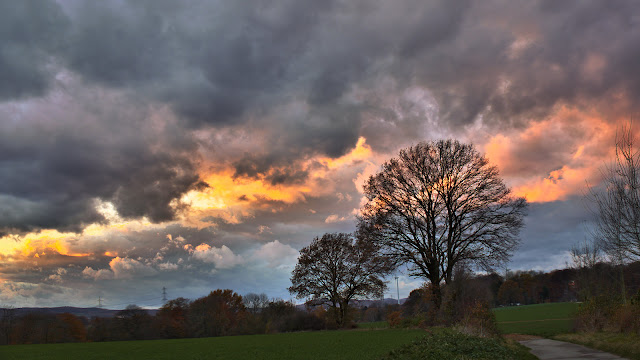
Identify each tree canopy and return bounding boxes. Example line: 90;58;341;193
359;139;527;307
289;232;394;327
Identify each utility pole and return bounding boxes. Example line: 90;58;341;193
395;276;399;305
98;296;103;308
162;287;167;302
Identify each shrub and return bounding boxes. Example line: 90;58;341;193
458;301;499;337
575;295;621;332
613;303;640;334
379;328;536;360
387;311;402;328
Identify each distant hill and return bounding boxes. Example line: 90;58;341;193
11;306;158;318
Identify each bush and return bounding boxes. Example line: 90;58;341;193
613;303;640;334
379;328;536;360
387;311;402;328
575;296;620;332
458;301;499;337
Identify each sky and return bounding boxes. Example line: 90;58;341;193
0;0;639;309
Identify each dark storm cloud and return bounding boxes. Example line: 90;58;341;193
60;0;332;126
233;155;309;186
8;0;640;129
55;0;473;158
2;0;640;234
509;196;594;271
0;0;69;100
0;86;204;233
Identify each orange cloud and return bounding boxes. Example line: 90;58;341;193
482;106;620;203
316;137;372;169
180;137;377;227
0;230;91;258
512;166;592;202
0;216;164;263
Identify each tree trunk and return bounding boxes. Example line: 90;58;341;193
430;281;442;310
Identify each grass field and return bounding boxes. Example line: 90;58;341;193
493;302;579;336
0;329;426;360
357;321;389;329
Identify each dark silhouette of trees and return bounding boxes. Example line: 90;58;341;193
87;316;113;342
116;305;155;340
188;289;247;337
157;297;190;338
260;299;325;333
497;280;524;305
0;307;15;345
3;312;86;344
289;232;394;327
243;293;269;314
359;139;527;309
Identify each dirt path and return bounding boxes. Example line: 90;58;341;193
520;338;628;359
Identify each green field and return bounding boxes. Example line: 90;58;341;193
494;302;579;336
0;329;426;360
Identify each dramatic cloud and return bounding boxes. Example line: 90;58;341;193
1;0;639;307
191;244;244;269
109;257;157;279
250;240;299;269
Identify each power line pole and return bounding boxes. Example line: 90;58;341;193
395;276;399;305
98;296;103;308
162;287;167;302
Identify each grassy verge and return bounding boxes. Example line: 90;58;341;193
0;329;425;360
554;332;640;360
378;328;537;360
493;302;579;336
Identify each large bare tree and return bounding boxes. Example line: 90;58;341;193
359;139;527;308
590;125;640;262
289;233;394;327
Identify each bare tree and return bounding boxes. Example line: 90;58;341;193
570;238;603;270
288;233;394;327
243;293;269;314
590;124;640;262
570;238;604;300
359;139;527;308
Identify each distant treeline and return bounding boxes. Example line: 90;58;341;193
0;289;329;345
1;261;639;345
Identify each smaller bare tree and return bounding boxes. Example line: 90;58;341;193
570;238;603;300
289;233;395;327
243;293;269;314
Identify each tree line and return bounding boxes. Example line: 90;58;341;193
4;259;637;345
0;289;327;345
